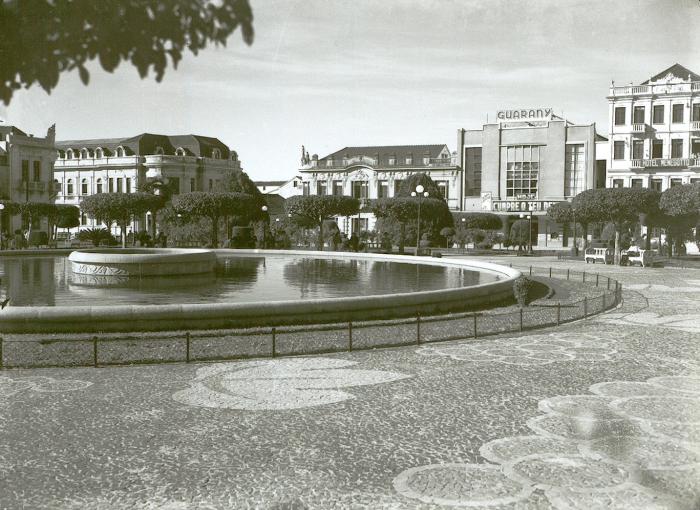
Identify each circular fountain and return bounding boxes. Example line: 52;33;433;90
69;248;217;277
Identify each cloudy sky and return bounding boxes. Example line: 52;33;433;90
3;0;700;180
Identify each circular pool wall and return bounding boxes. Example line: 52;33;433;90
0;250;520;333
69;248;217;277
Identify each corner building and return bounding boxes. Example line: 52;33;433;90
606;63;700;190
458;110;607;248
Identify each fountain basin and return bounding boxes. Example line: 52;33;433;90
69;248;217;277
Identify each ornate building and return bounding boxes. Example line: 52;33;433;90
0;124;57;234
606;63;700;191
54;133;241;235
299;144;461;234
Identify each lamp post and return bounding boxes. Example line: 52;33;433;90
261;205;268;248
461;216;466;251
0;203;4;250
411;184;429;256
519;213;533;254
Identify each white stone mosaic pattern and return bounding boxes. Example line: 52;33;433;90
0;376;93;397
172;357;411;410
393;375;700;508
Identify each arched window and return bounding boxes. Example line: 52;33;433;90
54;179;60;194
67;179;74;195
230;151;238;162
66;149;74;160
154;146;165;155
116;146;125;157
96;178;103;194
211;148;221;159
80;148;89;159
175;147;186;156
95;148;103;159
56;150;64;159
81;178;88;195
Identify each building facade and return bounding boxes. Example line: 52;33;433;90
0;124;57;234
458;110;607;248
256;175;303;198
299;144;461;235
54;133;241;235
606;64;700;191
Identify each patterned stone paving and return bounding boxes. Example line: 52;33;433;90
0;256;698;509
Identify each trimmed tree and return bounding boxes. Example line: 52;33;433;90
171;191;258;247
453;212;502;250
285;195;359;251
659;183;700;256
53;204;80;241
81;192;159;248
510;220;530;252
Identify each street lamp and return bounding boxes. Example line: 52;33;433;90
519;213;533;254
411;184;429;255
0;203;4;250
261;205;268;248
461;216;466;251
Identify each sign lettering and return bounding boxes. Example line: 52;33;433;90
496;108;553;121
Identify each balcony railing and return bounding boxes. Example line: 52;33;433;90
631;123;646;133
609;81;700;97
15;180;46;192
427;158;454;167
631;158;700;169
692;121;700;131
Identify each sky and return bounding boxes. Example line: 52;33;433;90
3;0;700;180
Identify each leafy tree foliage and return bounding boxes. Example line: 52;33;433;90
80;192;158;247
285;195;359;251
55;204;80;230
659;183;700;255
0;0;254;104
137;177;177;237
509;219;530;251
171;191;258;247
78;228;117;247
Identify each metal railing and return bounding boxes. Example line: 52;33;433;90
0;267;622;370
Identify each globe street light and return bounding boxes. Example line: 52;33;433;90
261;205;268;248
0;203;4;250
411;184;429;255
519;213;533;254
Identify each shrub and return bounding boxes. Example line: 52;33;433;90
513;276;533;307
78;228;115;247
28;231;48;247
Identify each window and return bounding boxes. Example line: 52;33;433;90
650;179;663;191
614;107;626;126
652;140;663;159
670;178;682;187
671;139;683;158
67;179;74;195
175;147;186;156
612;179;624;188
190;178;196;192
302;182;309;196
652;105;664;124
81;178;88;195
125;178;131;193
672;104;684;123
632;140;644;160
32;160;41;181
168;177;179;195
154;146;164;155
693;139;700;157
116;178;123;193
378;180;389;198
422;156;430;165
21;160;29;181
633;106;645;124
211;148;221;159
81;148;89;159
436;181;449;200
96;179;103;193
108;178;114;193
293;180;298;188
393;180;403;196
352;181;368;199
691;178;700;184
613;141;625;160
465;147;482;196
630;178;643;188
405;156;413;165
116;147;125;157
388;156;396;166
81;213;87;226
503;145;540;199
66;149;73;160
316;181;327;195
332;180;343;196
326;158;333;167
95;148;103;159
351;217;368;235
565;144;585;196
693;104;700;122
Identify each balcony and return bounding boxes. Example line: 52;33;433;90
609;81;700;97
631;123;646;133
692;121;700;131
15;180;46;192
630;160;644;169
427;158;454;167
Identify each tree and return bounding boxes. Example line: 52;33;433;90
510;220;530;252
573;188;659;264
0;0;254;104
137;177;178;238
53;204;80;241
440;227;455;248
285;195;359;251
659;183;700;256
5;201;54;238
452;213;502;250
80;192;157;248
546;202;575;251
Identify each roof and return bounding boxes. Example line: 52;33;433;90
641;63;700;84
317;144;450;167
595;133;608;142
56;133;232;158
256;180;287;187
0;125;28;137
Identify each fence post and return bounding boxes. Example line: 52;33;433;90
0;337;3;371
582;271;586;283
607;277;610;290
566;269;570;280
584;297;588;318
271;327;277;358
549;267;552;278
519;308;523;331
473;314;478;338
556;302;561;325
596;274;599;287
416;314;421;345
529;266;532;276
186;332;191;363
348;321;353;351
93;337;98;368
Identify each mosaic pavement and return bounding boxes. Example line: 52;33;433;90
0;257;698;509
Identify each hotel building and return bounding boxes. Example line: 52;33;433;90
0;124;57;234
54;133;241;235
299;144;461;234
458;110;608;248
606;64;700;190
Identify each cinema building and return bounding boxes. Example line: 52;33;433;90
299;144;461;234
458;109;608;248
54;133;241;235
606;64;700;191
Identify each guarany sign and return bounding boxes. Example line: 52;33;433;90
497;108;553;121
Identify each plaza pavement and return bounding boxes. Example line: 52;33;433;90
0;256;698;509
